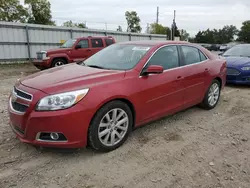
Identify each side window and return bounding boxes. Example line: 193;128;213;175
91;39;104;48
199;50;207;61
77;40;89;48
105;38;114;46
147;46;179;70
181;46;201;65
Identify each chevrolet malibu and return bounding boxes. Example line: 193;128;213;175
8;41;227;151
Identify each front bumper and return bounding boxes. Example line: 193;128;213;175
32;59;51;69
8;84;94;148
226;70;250;85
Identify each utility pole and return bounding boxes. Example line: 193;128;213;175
171;10;176;40
156;7;159;24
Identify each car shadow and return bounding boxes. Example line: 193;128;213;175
226;83;250;89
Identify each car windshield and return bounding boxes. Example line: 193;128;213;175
223;45;250;57
61;39;77;48
83;44;151;70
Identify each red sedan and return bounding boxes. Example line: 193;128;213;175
8;41;227;151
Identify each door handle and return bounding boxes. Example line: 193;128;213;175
204;68;209;72
86;49;91;52
176;76;183;81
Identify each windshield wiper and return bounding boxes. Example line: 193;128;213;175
87;65;105;69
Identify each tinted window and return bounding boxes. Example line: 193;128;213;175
91;39;104;48
147;46;179;70
182;46;201;65
199;51;207;61
105;38;114;46
77;40;89;48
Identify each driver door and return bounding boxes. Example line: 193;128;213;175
71;39;91;61
135;45;185;123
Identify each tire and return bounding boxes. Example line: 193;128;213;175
51;58;67;67
88;101;133;152
201;79;221;110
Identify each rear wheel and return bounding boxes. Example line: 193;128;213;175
201;80;221;110
51;58;67;67
88;101;133;152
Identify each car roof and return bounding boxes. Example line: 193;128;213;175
118;40;190;46
77;36;114;40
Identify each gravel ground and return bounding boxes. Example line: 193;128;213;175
0;63;250;188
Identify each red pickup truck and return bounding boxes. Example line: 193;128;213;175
32;36;115;70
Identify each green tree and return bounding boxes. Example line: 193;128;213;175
218;25;238;43
238;21;250;43
63;20;87;28
194;25;238;44
173;26;180;37
125;11;141;33
180;29;190;41
117;25;122;32
0;0;28;22
150;23;171;37
25;0;55;25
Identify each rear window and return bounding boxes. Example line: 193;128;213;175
91;39;104;48
105;38;114;46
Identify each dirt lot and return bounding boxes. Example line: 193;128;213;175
0;64;249;188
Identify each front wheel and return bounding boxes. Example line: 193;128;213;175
88;101;133;152
51;58;66;67
201;80;221;110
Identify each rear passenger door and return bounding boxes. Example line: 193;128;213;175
179;45;209;106
89;38;104;57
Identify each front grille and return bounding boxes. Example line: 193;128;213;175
10;87;32;114
11;101;28;112
14;87;32;101
37;52;45;60
227;68;240;76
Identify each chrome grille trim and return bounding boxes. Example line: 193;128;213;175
10;87;33;114
13;87;33;102
9;97;25;115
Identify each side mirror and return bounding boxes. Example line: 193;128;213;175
75;44;81;49
142;65;164;75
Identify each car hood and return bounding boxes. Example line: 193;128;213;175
46;48;71;54
20;64;125;94
225;57;250;67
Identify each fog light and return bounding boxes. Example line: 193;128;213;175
50;132;59;140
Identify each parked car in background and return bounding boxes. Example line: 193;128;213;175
200;43;212;50
219;42;240;52
208;44;220;51
9;41;226;151
220;44;250;85
32;36;115;70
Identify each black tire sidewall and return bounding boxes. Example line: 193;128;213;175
203;80;221;109
52;58;66;67
88;101;133;152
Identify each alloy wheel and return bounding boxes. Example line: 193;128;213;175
98;108;129;147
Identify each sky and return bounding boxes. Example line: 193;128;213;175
22;0;250;36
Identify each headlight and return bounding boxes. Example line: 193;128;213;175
36;88;89;111
241;67;250;71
